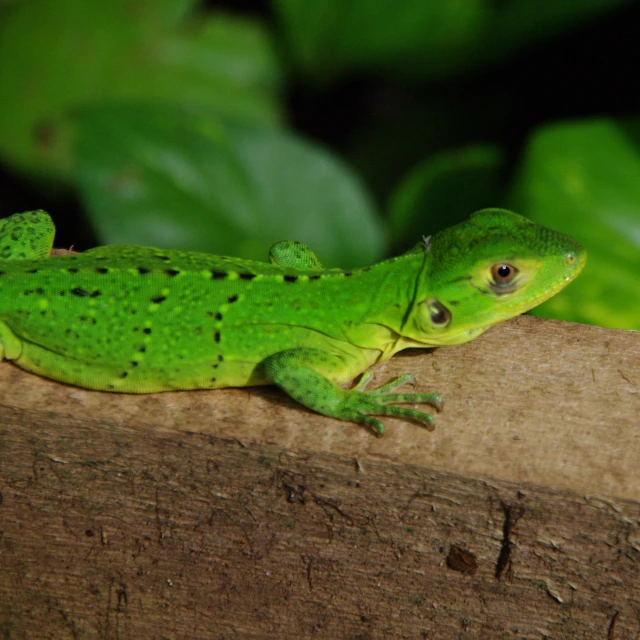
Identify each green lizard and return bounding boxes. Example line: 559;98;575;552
0;208;585;434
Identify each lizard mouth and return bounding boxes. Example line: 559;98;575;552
419;247;587;348
519;247;587;312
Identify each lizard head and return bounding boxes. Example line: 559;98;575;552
406;208;586;346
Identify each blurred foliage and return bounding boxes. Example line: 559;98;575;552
75;104;382;266
0;0;281;177
388;144;506;247
509;119;640;329
274;0;628;79
0;0;638;327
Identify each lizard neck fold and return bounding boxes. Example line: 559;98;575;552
341;247;432;357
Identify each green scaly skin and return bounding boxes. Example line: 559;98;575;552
0;209;586;435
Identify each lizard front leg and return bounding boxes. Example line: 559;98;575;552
268;240;324;269
263;348;441;435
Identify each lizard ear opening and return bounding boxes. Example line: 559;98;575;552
425;298;451;328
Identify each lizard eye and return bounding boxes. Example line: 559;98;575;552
490;263;518;287
426;298;451;327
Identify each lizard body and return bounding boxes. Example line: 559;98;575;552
0;209;585;434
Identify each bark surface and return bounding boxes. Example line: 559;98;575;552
1;316;638;638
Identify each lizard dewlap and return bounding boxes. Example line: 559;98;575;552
0;209;585;434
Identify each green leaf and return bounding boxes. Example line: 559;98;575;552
274;0;632;79
74;105;384;268
0;0;281;177
388;145;505;249
509;119;640;330
275;0;480;77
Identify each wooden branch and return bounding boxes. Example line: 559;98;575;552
1;316;638;638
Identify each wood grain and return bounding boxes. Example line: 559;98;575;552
1;316;638;638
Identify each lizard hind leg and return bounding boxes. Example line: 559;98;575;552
0;210;55;260
0;322;23;361
263;348;441;436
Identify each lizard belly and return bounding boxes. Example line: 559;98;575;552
13;338;260;392
9;324;379;393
